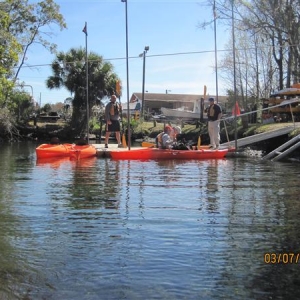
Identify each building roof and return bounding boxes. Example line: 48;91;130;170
133;92;200;102
131;92;227;104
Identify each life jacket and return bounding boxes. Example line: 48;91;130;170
109;102;120;116
156;132;164;148
207;104;221;121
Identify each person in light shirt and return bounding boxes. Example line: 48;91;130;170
171;125;182;142
207;97;222;149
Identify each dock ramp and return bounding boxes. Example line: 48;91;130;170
262;134;300;161
221;126;297;149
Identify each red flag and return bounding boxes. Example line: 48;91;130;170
82;23;87;36
232;101;241;116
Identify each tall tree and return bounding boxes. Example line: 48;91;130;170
9;89;35;121
224;0;300;90
0;0;66;140
46;47;120;133
5;0;66;81
0;3;21;106
200;0;300;103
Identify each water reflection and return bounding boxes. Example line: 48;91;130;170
155;159;185;184
0;144;300;299
206;160;220;212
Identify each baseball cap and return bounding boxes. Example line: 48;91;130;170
173;126;182;134
208;97;214;102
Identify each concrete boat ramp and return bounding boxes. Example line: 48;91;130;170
220;124;300;161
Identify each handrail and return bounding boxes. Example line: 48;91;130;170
221;98;300;122
219;98;300;145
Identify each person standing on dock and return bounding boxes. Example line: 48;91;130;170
207;97;222;149
104;95;122;148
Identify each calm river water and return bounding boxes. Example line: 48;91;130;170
0;142;300;299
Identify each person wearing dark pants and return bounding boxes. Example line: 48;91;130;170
104;95;122;148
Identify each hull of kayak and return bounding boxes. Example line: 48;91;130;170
36;144;72;159
110;148;228;160
36;143;96;159
69;144;97;159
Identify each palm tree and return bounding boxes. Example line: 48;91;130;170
46;47;120;134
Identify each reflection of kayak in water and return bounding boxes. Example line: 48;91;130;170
36;157;71;168
110;147;228;160
36;156;97;168
36;143;97;159
71;156;97;168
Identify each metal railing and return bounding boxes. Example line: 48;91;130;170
220;98;300;146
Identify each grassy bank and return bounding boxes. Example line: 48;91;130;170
129;119;300;143
29;118;300;146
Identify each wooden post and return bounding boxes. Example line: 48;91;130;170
99;118;103;144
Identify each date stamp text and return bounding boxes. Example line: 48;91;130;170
264;253;300;264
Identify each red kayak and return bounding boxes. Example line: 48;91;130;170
110;148;228;160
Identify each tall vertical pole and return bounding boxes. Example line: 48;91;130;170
141;50;146;118
122;0;130;149
84;21;89;144
141;46;149;118
254;32;259;113
232;0;237;151
213;0;219;103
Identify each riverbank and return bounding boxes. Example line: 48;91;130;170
16;119;300;155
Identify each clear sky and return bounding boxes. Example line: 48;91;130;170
18;0;230;105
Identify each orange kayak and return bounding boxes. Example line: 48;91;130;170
69;144;97;159
36;143;96;159
110;148;228;160
36;143;72;159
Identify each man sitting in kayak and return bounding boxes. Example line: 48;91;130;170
156;125;174;149
156;125;190;150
